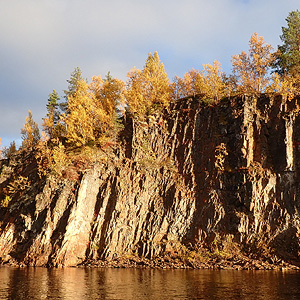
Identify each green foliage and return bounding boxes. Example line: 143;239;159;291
42;90;61;139
65;67;84;96
275;10;300;75
60;67;84;113
47;90;60;124
11;23;300;180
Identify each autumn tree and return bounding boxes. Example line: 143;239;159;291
61;80;110;147
266;72;297;100
125;51;172;117
21;110;40;149
222;74;238;98
173;69;204;99
90;72;125;118
232;32;275;93
173;61;226;101
124;68;144;115
202;60;226;101
2;141;17;159
275;10;300;75
89;73;125;139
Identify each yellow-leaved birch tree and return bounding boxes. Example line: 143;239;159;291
232;32;275;93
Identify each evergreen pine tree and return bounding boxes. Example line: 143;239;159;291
275;10;300;75
60;67;84;113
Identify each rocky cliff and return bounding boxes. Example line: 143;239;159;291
1;94;300;269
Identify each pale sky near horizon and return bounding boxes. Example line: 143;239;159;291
0;0;299;148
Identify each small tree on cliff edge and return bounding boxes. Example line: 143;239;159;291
202;60;226;101
232;32;275;93
21;110;40;149
46;90;60;124
42;89;60;138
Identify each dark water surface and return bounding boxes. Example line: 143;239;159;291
0;267;300;300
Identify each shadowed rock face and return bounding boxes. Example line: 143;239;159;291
1;94;300;267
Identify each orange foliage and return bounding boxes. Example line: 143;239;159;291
232;32;275;93
173;60;226;102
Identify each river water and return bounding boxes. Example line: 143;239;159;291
0;267;300;300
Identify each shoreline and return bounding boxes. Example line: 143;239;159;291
80;255;300;271
1;255;299;271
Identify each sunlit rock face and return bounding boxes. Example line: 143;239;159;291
0;94;300;267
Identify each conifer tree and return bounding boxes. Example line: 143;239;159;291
143;51;171;108
47;89;60;124
60;67;84;113
21;110;40;149
125;51;171;117
42;90;60;138
275;10;300;75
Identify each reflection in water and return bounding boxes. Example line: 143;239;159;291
0;267;300;299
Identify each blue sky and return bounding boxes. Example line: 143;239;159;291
0;0;299;148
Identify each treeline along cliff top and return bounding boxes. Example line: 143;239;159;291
1;10;300;170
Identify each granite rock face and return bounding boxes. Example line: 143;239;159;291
1;94;300;267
